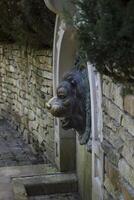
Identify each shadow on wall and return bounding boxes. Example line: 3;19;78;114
0;44;55;163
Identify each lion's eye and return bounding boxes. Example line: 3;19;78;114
58;93;66;99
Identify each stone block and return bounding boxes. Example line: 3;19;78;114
103;76;123;110
8;65;15;72
120;128;133;143
122;139;134;169
103;97;123;124
46;56;52;66
120;178;134;200
101;140;120;166
119;159;134;188
124;95;134;117
105;158;120;191
23;129;29;143
104;188;114;200
12;173;77;200
103;113;120;132
28;110;35;121
28;121;39;131
38;70;52;80
0;47;3;55
38;55;47;64
59;138;76;172
103;126;124;152
104;176;116;199
103;76;111;98
121;114;134;136
40;86;52;94
23;107;28;115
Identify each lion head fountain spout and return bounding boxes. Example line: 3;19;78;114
46;67;91;145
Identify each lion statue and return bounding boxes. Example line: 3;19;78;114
46;67;91;145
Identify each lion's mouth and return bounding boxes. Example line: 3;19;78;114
61;118;71;129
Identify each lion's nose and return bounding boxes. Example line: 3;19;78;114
45;102;51;110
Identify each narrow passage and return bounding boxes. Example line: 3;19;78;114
0;119;81;200
0;119;48;167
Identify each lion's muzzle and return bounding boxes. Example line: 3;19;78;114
46;96;66;117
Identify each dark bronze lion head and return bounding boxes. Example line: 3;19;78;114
46;67;91;145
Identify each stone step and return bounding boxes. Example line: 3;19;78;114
12;173;79;200
0;164;57;200
29;193;80;200
0;163;57;178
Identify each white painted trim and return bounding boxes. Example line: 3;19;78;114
87;63;103;141
51;14;77;171
87;62;104;200
53;16;65;92
44;0;75;17
44;0;63;14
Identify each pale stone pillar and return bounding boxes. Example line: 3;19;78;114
44;0;78;171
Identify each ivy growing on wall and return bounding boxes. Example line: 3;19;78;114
0;0;55;48
74;0;134;83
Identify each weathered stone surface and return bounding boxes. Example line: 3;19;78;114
29;193;80;200
121;114;134;136
104;176;117;199
103;76;134;200
103;76;123;110
0;44;54;162
122;139;134;168
12;173;78;200
121;178;134;200
101;140;120;166
103;126;124;152
0;119;46;167
124;95;134;117
104;188;114;200
103;113;121;132
105;158;120;191
103;97;123;124
119;159;134;189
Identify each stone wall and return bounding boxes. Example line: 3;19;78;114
0;44;54;162
76;138;92;200
102;76;134;199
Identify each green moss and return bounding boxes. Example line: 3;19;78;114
74;0;134;83
0;0;55;48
